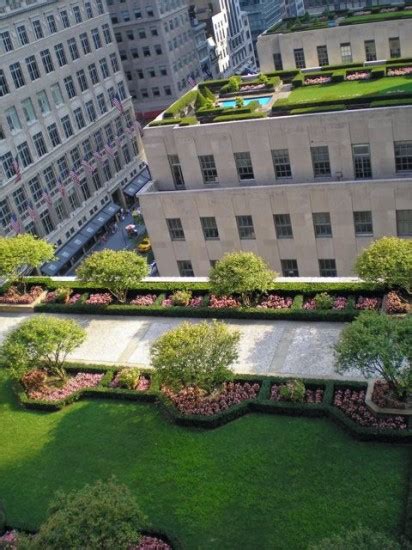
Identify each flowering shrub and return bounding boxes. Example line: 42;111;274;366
388;66;412;76
130;294;157;306
303;299;316;310
28;372;103;401
134;536;171;550
371;380;407;409
385;291;408;314
85;293;113;305
271;383;323;404
356;296;381;310
110;369;150;391
258;294;292;309
333;387;407;430
346;71;370;81
0;285;43;304
332;296;348;310
45;287;71;304
314;292;333;310
163;381;260;416
209;295;241;308
188;296;203;308
171;290;192;306
68;293;82;304
21;368;47;391
304;76;331;86
0;530;17;549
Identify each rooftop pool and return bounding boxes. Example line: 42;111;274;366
218;95;272;108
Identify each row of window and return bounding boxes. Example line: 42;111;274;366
165;210;412;245
168;142;412;187
106;1;187;22
0;0;105;54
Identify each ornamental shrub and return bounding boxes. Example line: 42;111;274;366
202;86;216;102
29;479;146;550
235;96;244;108
309;526;404;550
314;292;334;310
116;368;140;389
171;290;192;306
194;91;207;110
279;379;306;402
21;369;47;392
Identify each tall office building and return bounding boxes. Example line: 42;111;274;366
239;0;285;50
0;0;147;276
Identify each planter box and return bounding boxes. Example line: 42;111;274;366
365;380;412;416
0;291;47;312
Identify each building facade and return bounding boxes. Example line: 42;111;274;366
257;14;412;71
239;0;285;48
141;107;412;277
0;0;146;274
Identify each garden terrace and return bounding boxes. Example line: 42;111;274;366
266;5;412;34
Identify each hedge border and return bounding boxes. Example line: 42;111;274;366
13;365;412;443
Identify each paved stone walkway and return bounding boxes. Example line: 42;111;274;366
0;312;363;379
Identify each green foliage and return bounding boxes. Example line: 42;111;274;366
30;479;145;550
221;76;241;93
290;104;345;115
235;96;244;108
148;119;181;126
291;75;303;88
0;315;86;380
370;98;412;108
354;237;412;292
371;67;385;79
151;320;240;392
53;287;71;303
258;74;270;85
314;292;333;310
335;312;412;399
202;86;216;101
331;71;345;82
309;526;405;550
163;90;197;118
179;117;198;126
171;290;192;306
209;252;276;305
213;112;266;122
194;91;207;110
76;250;149;303
117;368;140;389
279;379;306;402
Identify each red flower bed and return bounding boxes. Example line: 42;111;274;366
0;285;43;305
163;381;260;416
385;291;408;314
355;296;381;310
388;66;412;76
346;71;370;81
28;372;103;401
130;294;157;306
371;380;408;410
258;295;292;309
270;384;324;403
85;293;113;305
209;295;241;308
0;530;17;548
333;387;407;430
134;536;171;550
304;76;331;85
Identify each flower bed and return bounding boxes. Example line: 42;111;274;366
239;83;266;92
371;380;409;410
27;372;104;401
208;295;240;308
346;71;370;81
0;530;17;548
356;296;381;310
135;536;171;550
85;293;113;305
257;294;292;309
304;76;332;85
130;294;157;306
384;291;408;314
162;296;203;308
388;66;412;76
270;384;324;403
0;285;43;305
333;387;407;430
303;296;349;310
163;381;260;416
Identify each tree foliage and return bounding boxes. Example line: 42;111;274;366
151;320;240;392
335;312;412;399
209;252;276;305
28;479;145;550
309;526;404;550
354;237;412;292
0;315;86;380
76;250;148;303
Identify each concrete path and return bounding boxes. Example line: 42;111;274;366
0;312;363;379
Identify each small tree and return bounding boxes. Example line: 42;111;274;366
29;479;145;550
0;315;86;380
354;237;412;293
76;250;148;303
151;320;240;392
335;312;412;399
209;251;276;305
235;96;244;108
0;235;54;291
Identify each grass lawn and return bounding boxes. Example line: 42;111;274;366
285;75;412;105
0;372;409;549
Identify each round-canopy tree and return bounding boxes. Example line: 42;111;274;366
0;315;86;380
76;250;148;303
0;235;54;291
151;320;240;392
209;251;276;305
335;311;412;400
27;479;146;550
354;237;412;293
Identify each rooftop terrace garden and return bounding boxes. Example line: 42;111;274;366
266;3;412;34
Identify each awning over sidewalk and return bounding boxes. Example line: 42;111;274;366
123;166;151;197
41;202;121;276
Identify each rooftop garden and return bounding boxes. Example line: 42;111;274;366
267;4;412;34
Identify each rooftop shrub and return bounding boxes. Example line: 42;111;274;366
163;90;197;119
213;112;266;122
290;104;346;115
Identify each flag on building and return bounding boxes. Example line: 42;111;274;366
69;170;81;186
12;156;22;183
125;126;134;136
57;177;66;197
42;188;53;206
81;159;95;175
10;213;21;234
27;200;38;221
93;151;103;162
104;143;115;158
134;120;143;136
112;95;124;113
187;75;196;87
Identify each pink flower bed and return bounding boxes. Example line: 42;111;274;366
333;387;407;430
111;373;151;391
371;380;407;410
303;298;316;310
68;293;82;304
161;296;203;307
270;384;324;404
133;536;171;550
332;296;348;310
28;372;103;401
209;295;241;308
385;291;408;314
240;83;266;92
130;294;157;306
163;381;260;416
304;76;331;86
85;293;113;305
356;296;381;310
258;295;292;309
0;530;17;548
388;67;412;76
346;71;370;81
0;285;43;305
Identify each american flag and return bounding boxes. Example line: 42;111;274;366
27;200;38;221
104;143;115;158
114;135;123;147
10;213;21;234
134;120;143;136
57;177;66;197
69;170;81;186
111;95;124;114
187;75;196;87
42;188;53;207
125;126;134;136
12;156;22;183
81;159;95;175
93;151;103;162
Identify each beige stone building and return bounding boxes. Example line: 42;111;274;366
141;107;412;277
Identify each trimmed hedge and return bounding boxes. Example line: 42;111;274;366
370;98;412;108
148;119;181;127
163;90;197;119
291;75;303;88
290;104;346;115
212;112;266;123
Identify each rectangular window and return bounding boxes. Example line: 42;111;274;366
43;165;56;191
102;160;111;180
0;198;11;227
319;259;337;277
168;155;185;188
28;176;43;203
364;40;376;62
69;191;79;210
10;62;25;88
32;20;43;39
394;141;412;172
22;98;36;122
60;10;70;28
40;49;54;73
293;48;305;69
91;28;102;49
85;100;97;122
17;25;29;45
236;215;255;240
92;171;102;190
352;144;372;179
166;218;185;240
57;155;69;179
40;211;54;234
97;93;107;114
80;178;90;200
234;152;254;180
96;0;104;14
177;260;194;277
61;115;74;138
102;24;112;44
311;146;331;177
74;107;86;129
1;31;13;52
25;55;40;81
36;90;50;114
88;63;99;84
110;53;120;73
54;43;67;67
82;138;93;161
353;211;373;236
47;14;57;33
313;212;332;238
5;106;22;131
200;217;219;240
64;76;76;99
274;214;293;239
68;38;80;61
33;132;48;156
1;152;14;179
47;123;61;147
70;146;82;169
94;129;103;150
273;52;283;71
99;58;109;79
199;155;218;184
13;188;28;215
55;198;66;222
396;210;412;236
85;2;93;18
17;142;33;168
281;259;299;277
51;83;63;105
340;43;352;63
76;69;88;92
272;149;292;179
73;5;82;23
80;32;91;54
389;37;401;59
0;70;9;96
317;45;329;66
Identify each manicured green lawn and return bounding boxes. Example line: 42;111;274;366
0;372;409;549
286;76;412;105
